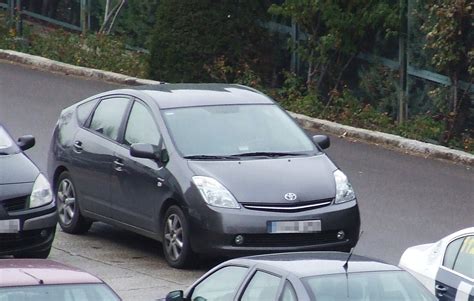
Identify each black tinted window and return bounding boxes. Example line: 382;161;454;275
124;101;161;146
443;238;464;269
89;98;129;141
77;99;99;125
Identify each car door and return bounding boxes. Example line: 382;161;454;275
239;270;284;301
188;265;250;301
110;99;172;232
436;235;474;301
70;96;131;218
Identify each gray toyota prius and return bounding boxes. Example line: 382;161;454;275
48;84;360;268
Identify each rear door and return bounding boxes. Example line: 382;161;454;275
436;235;474;301
71;96;131;218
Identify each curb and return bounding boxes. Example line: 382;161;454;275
1;49;473;166
290;112;474;166
0;49;161;86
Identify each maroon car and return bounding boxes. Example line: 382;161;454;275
0;259;121;300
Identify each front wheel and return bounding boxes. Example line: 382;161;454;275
162;205;196;269
56;171;92;234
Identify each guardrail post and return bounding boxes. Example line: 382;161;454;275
80;0;87;35
15;0;22;36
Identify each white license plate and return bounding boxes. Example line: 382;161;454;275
0;219;20;233
268;220;321;234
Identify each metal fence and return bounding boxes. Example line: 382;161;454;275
0;0;90;33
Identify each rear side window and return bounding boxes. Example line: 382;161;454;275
241;271;282;301
453;236;474;278
89;97;130;141
443;237;464;269
77;98;99;126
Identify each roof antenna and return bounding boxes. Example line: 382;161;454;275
343;230;363;298
20;269;45;285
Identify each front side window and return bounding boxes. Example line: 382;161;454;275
77;98;99;125
241;271;281;301
0;126;18;155
453;236;474;278
89;97;129;141
124;101;161;146
191;266;248;301
443;237;464;269
162;104;317;157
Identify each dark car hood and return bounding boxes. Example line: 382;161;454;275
187;154;337;204
0;153;39;185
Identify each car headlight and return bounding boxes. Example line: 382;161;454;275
29;173;53;209
334;170;356;204
192;176;240;209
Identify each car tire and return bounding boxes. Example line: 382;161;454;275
162;205;196;269
15;246;51;259
56;171;92;234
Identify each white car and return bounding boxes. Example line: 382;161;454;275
399;227;473;301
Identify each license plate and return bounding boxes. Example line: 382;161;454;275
267;220;321;234
0;219;20;233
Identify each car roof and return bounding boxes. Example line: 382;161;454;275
0;259;103;287
228;252;401;278
130;83;274;109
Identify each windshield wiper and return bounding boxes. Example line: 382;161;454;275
184;155;239;160
230;152;306;157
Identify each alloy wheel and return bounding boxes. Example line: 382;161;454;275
164;213;184;261
57;179;76;225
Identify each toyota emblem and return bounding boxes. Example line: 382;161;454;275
284;193;297;201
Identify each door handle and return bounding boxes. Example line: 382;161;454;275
435;284;447;297
114;159;124;171
73;141;83;153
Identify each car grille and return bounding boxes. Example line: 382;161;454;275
0;230;46;250
1;196;28;212
242;198;333;212
237;230;340;247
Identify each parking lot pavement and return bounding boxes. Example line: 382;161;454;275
52;223;207;300
1;61;473;300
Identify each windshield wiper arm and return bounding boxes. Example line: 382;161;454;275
230;152;306;157
184;155;239;160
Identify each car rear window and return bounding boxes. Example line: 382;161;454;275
0;283;120;301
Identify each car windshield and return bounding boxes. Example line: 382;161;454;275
0;126;18;155
303;270;436;301
162;104;317;158
0;283;120;301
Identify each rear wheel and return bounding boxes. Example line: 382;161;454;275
162;205;196;268
56;171;92;234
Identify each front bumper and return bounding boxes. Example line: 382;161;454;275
187;200;360;256
0;202;57;256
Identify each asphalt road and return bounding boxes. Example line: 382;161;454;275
1;61;473;300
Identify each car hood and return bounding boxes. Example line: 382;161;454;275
187;154;338;204
0;153;39;185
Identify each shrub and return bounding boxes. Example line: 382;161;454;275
148;0;275;83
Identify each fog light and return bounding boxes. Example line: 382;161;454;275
234;235;244;245
40;230;48;237
337;230;345;240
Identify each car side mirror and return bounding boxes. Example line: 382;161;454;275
130;143;159;160
312;135;330;149
165;290;184;301
17;135;35;151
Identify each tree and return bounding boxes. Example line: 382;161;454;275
269;0;398;99
148;0;274;83
421;0;473;141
